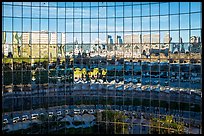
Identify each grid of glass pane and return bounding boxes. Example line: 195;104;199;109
2;2;202;134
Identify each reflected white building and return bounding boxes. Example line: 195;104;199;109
3;43;13;57
31;31;49;44
50;32;57;44
124;34;140;43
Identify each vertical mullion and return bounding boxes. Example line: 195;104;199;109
39;3;42;116
89;2;91;110
47;3;51;109
158;2;161;134
114;2;117;133
167;2;171;133
64;3;67;134
105;3;108;133
55;2;60;124
48;3;50;102
30;3;33;133
72;2;74;108
38;5;40;93
113;2;116;132
2;5;3;61
122;2;125;133
131;2;134;134
98;2;99;115
149;2;152;134
20;4;23;130
189;2;192;133
12;3;14;122
188;2;191;134
81;2;83;134
139;2;142;134
105;2;107;133
178;2;181;129
47;2;50;132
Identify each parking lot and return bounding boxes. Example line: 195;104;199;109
2;104;202;134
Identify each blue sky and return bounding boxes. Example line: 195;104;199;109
2;2;201;43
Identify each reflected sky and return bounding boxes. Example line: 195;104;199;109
2;2;202;43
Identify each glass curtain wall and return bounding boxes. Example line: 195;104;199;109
2;2;202;134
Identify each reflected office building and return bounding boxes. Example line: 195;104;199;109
2;2;202;134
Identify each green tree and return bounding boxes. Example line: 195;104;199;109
150;115;185;134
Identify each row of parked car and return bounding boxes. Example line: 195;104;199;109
2;109;96;125
3;114;38;125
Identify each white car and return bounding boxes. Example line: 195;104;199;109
3;118;8;125
141;86;146;91
74;109;80;114
22;115;29;121
13;117;20;123
170;88;174;92
57;111;62;116
48;112;54;117
31;114;38;120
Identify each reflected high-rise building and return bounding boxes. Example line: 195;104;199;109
124;34;140;43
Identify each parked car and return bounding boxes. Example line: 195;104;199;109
13;117;20;123
31;114;38;120
57;111;62;116
74;109;80;114
22;115;29;121
49;112;54;117
3;118;8;125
